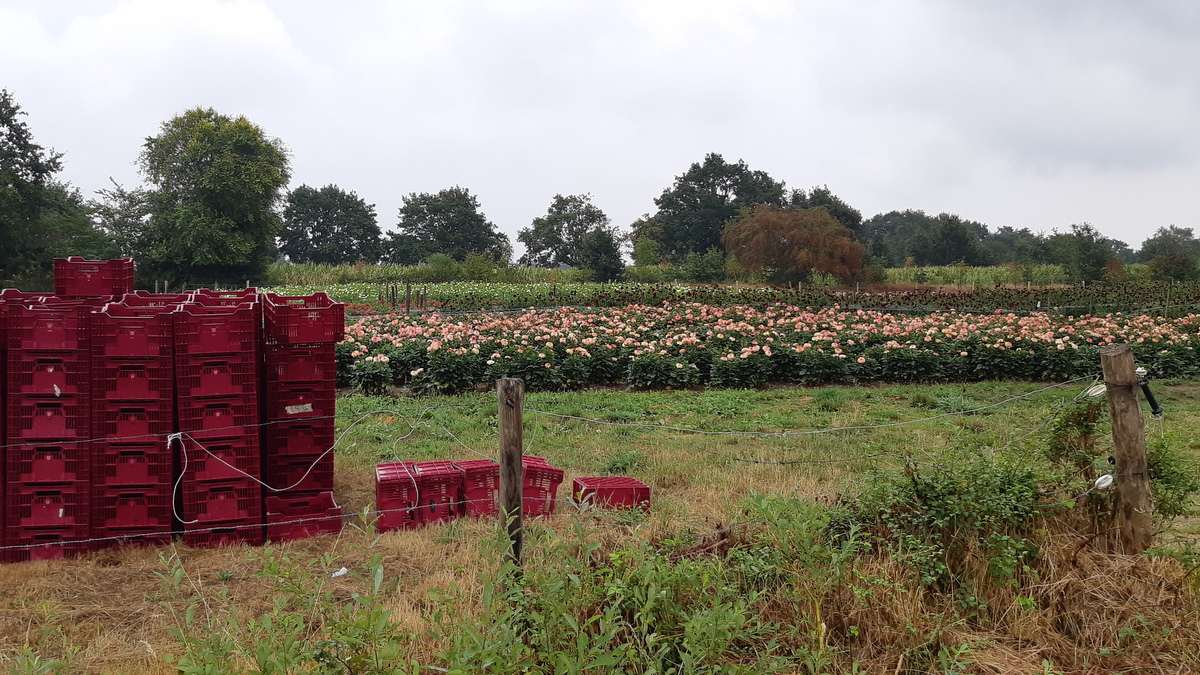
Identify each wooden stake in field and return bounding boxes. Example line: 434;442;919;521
1100;345;1153;554
497;378;525;567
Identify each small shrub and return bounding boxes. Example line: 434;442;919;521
351;358;391;395
830;454;1044;588
1147;437;1200;522
603;449;645;474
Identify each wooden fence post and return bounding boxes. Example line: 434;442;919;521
497;378;525;567
1099;345;1153;553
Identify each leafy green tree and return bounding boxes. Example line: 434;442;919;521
0;90;112;286
650;153;786;259
577;227;625;281
1148;254;1200;282
631;238;661;267
861;210;990;266
679;248;727;283
1045;223;1120;282
380;232;424;265
1139;226;1200;264
518;194;609;267
280;184;381;264
138;107;290;284
790;185;862;236
91;179;152;259
981;226;1046;265
392;187;509;263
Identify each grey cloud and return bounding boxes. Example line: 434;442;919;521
1;0;1195;251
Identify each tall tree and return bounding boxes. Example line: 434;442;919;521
981;226;1046;265
651;153;786;260
138;107;290;284
390;187;509;263
723;205;864;284
577;228;625;281
1138;225;1200;263
91;179;151;259
861;210;990;266
627;213;665;265
280;184;382;264
518;193;610;267
790;185;863;236
1044;223;1120;282
0;90;111;286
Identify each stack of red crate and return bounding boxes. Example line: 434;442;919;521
261;292;344;541
173;300;264;547
90;301;177;545
4;298;103;561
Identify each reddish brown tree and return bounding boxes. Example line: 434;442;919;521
722;205;864;283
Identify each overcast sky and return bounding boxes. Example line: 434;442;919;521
2;0;1197;253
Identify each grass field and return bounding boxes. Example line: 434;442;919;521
2;381;1198;672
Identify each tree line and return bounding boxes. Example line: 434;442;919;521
2;90;1197;288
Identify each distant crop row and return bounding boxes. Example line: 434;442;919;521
338;303;1200;394
267;280;1199;315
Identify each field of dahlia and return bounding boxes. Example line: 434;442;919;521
338;303;1200;393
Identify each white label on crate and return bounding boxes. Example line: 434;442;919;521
53;384;62;397
285;403;314;415
59;508;65;518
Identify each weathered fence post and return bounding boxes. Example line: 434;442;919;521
497;378;525;567
404;282;411;315
1099;345;1153;553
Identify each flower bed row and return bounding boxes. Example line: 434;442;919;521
338;304;1200;394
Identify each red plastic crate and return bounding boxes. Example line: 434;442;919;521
173;303;259;357
411;461;464;524
265;491;343;542
176;358;257;399
6;484;89;532
193;288;259;303
54;257;134;297
177;396;259;439
523;456;564;517
264;344;337;384
6;302;92;352
180;480;262;523
2;529;92;562
93;401;173;443
264;292;344;345
572;476;651;510
118;288;193;303
91;303;174;358
179;433;261;484
375;462;419;531
7;397;89;440
91;487;172;544
183;520;264;548
92;442;172;488
7;353;90;397
264;419;335;459
265;383;335;423
6;442;89;484
265;454;333;493
92;360;172;402
454;459;499;517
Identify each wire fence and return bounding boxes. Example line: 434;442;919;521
0;375;1106;553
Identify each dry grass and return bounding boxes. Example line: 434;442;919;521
1;381;1198;672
